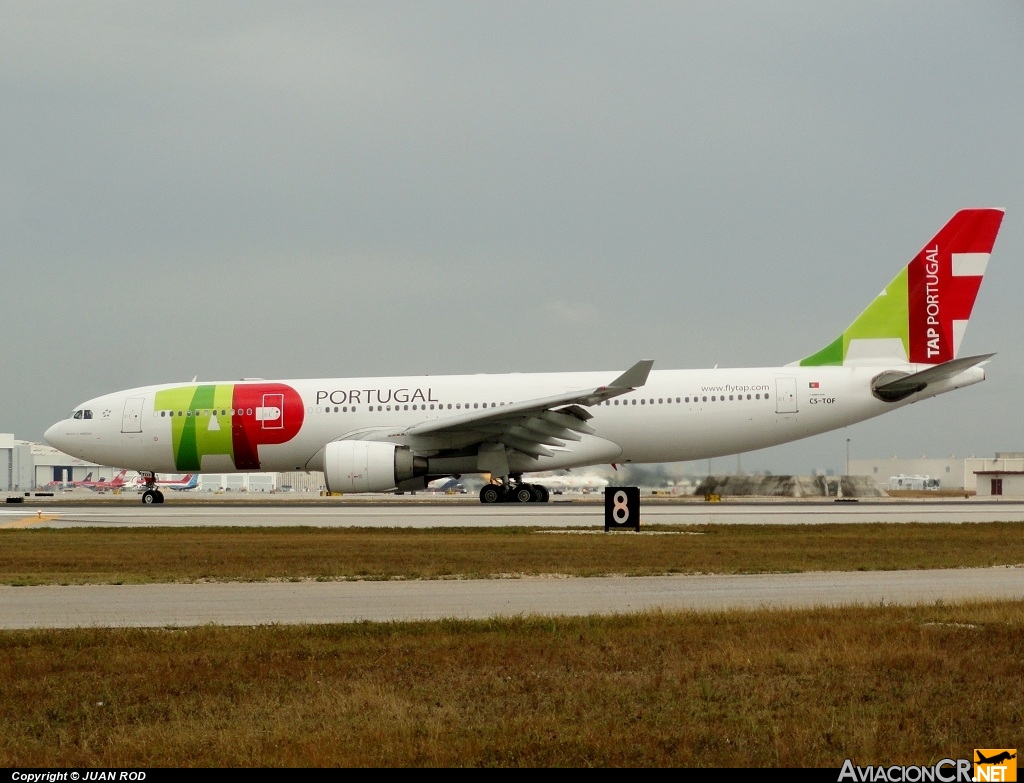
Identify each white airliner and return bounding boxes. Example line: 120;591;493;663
45;209;1005;505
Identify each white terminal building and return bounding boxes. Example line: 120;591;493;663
850;453;1024;494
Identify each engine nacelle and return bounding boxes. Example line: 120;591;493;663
324;440;427;493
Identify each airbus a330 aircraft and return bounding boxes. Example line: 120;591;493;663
45;208;1005;505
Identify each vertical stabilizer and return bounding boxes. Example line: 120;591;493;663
797;208;1005;367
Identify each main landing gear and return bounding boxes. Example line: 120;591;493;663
138;472;165;505
479;476;550;504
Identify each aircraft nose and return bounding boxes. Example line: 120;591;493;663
44;421;66;450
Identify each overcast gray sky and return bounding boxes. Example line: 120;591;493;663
2;2;1022;474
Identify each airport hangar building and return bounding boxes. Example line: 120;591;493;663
850;453;1024;493
0;433;117;491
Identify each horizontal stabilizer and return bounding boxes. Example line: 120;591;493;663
873;353;994;401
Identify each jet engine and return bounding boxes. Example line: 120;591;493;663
324;440;428;493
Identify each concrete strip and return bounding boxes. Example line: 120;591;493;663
1;568;1021;629
14;500;1024;529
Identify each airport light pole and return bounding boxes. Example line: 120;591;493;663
846;438;851;476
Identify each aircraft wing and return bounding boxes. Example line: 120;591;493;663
403;360;653;459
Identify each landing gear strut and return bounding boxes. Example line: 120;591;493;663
479;475;550;504
139;472;165;505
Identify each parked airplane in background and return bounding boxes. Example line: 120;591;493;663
43;471;93;490
123;473;199;491
525;471;610;492
84;469;129;491
44;209;1005;505
161;474;198;491
427;477;468;494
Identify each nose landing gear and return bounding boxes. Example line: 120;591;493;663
138;472;165;504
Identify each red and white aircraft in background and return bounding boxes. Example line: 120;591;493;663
83;469;130;491
123;473;199;492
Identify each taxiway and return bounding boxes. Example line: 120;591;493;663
2;567;1022;629
3;498;1024;529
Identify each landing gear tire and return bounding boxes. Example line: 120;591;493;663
480;485;503;504
531;485;549;503
513;485;533;503
142;489;165;505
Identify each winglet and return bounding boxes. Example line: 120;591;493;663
607;360;654;390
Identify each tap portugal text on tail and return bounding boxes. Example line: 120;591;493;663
44;208;1005;504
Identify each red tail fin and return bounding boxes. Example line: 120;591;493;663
908;208;1004;364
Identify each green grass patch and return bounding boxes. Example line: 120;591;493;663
2;523;1023;584
1;601;1021;766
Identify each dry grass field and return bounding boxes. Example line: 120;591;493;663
3;523;1021;766
1;522;1023;584
1;602;1021;766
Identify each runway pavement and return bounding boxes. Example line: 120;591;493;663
3;497;1024;528
3;499;1022;629
1;568;1021;628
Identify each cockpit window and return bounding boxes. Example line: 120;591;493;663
73;410;83;420
83;410;92;419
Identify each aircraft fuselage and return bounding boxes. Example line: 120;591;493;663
44;364;980;477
